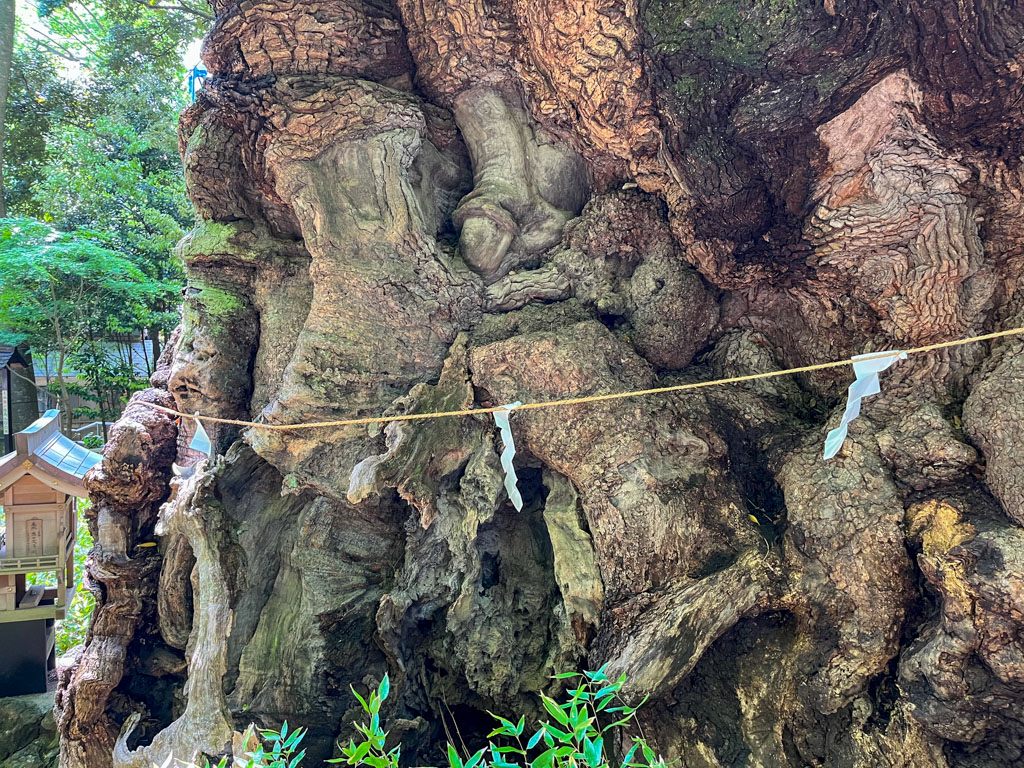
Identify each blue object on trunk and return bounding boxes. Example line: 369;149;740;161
188;65;208;102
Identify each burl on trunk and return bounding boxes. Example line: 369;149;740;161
57;1;1024;767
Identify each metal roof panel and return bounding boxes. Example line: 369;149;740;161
37;434;72;466
36;434;100;483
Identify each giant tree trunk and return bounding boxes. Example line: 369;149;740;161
56;2;1024;767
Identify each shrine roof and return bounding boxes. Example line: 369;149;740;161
0;410;100;497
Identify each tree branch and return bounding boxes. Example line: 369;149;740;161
126;0;214;22
63;6;105;51
76;1;103;28
22;32;84;62
28;21;99;60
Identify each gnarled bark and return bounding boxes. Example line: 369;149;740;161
59;1;1024;767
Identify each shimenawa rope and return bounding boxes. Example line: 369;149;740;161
137;326;1024;431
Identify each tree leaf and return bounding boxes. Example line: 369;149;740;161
530;747;557;768
540;695;570;727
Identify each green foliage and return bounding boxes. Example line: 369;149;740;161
235;724;308;768
33;106;190;275
0;217;173;349
331;673;400;768
333;669;664;768
9;0;201;227
3;0;201;404
174;724;308;768
66;342;149;426
164;670;665;768
466;666;661;768
56;498;96;653
3;46;85;212
8;58;192;327
33;0;208;79
0;217;174;423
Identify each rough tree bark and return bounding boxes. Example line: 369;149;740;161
56;1;1024;767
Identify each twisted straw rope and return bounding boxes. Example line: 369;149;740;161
138;326;1024;430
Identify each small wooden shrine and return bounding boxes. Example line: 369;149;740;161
0;409;100;695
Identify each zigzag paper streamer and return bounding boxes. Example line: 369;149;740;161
824;351;907;460
190;413;212;456
493;402;523;511
171;413;213;478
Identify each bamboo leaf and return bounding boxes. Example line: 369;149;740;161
541;696;570;727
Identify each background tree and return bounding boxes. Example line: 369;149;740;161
3;45;85;212
65;345;144;440
31;0;208;74
31;74;192;350
0;217;174;429
0;0;14;214
1;0;202;426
